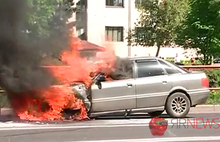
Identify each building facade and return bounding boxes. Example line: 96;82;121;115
72;0;196;59
74;0;138;57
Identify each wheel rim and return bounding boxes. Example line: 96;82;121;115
171;96;187;114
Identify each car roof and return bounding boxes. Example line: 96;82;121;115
122;56;161;61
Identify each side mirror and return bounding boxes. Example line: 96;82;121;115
94;73;106;89
98;75;106;82
95;81;102;89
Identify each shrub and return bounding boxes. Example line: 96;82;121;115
166;59;174;63
180;60;191;65
166;59;202;65
203;69;220;88
206;91;220;104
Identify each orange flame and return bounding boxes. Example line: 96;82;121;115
10;33;116;121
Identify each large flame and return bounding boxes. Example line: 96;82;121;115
10;34;116;121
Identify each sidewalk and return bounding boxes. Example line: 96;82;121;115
190;105;220;113
0;105;219;118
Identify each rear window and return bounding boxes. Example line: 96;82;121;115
163;60;190;73
158;60;182;74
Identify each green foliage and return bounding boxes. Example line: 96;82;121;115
21;0;77;59
206;91;220;104
180;60;191;65
128;0;190;56
180;60;202;65
24;0;76;39
166;59;202;65
176;0;220;64
203;69;220;88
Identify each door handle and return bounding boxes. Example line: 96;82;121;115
162;81;167;84
127;83;133;87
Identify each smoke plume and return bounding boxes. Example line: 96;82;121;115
0;0;67;94
109;56;133;80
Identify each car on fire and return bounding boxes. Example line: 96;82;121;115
70;56;210;118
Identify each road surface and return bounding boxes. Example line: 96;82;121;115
1;113;220;142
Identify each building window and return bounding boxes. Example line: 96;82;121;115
106;0;124;7
105;26;124;42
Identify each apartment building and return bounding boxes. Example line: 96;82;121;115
72;0;196;59
73;0;137;57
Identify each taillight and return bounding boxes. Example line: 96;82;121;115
201;78;209;88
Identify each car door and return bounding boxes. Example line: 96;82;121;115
134;59;173;108
91;71;136;112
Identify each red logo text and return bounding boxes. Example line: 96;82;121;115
171;118;220;129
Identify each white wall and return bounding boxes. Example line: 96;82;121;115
86;0;140;57
84;0;197;59
87;0;105;46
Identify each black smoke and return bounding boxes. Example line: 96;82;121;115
109;57;133;80
0;0;70;94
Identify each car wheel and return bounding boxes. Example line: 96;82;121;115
148;111;164;117
166;92;190;118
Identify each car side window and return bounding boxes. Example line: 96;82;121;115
136;60;165;78
158;60;182;74
107;58;134;80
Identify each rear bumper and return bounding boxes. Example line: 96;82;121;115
190;89;210;106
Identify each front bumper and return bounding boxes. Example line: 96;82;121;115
71;83;91;112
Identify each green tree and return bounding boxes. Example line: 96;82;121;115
24;0;76;39
176;0;220;64
128;0;190;57
21;0;77;60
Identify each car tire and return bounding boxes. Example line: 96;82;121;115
148;111;164;117
165;92;190;118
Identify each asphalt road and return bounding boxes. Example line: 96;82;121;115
1;113;220;142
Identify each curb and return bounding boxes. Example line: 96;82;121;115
190;105;220;113
198;105;220;107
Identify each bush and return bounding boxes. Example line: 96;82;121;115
203;69;220;88
180;60;191;65
166;59;174;63
206;91;220;104
166;59;202;65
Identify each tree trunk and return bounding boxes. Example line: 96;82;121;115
155;44;161;57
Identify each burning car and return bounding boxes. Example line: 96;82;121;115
65;56;210;118
0;0;211;121
6;54;210;120
2;35;210;121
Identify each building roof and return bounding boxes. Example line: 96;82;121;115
78;40;105;51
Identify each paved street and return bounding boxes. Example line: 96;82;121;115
0;112;220;142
